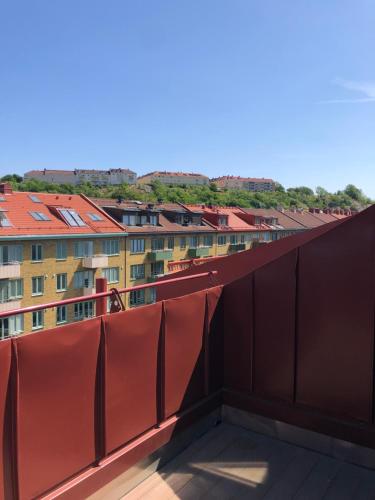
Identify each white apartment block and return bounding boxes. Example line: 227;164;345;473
137;171;209;186
24;168;137;186
211;176;275;192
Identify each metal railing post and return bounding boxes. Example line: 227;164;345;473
95;278;108;317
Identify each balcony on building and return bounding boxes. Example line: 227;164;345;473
0;261;21;279
187;247;210;258
0;299;21;313
82;254;108;268
147;250;173;261
83;286;96;296
147;273;164;283
229;242;246;252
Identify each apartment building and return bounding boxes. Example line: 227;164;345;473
0;185;125;338
137;171;209;186
211;176;275;192
24;168;137;185
183;205;273;256
92;199;216;306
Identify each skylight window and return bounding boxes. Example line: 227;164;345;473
88;213;103;221
29;194;42;203
58;208;86;227
0;211;11;227
0;196;6;202
29;211;51;221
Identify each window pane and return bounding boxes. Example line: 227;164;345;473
56;241;67;259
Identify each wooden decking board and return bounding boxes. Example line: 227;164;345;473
123;423;375;499
179;435;279;499
322;462;363;500
292;456;342;500
125;424;238;499
351;469;375;500
263;449;320;499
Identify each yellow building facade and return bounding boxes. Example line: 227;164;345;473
0;188;126;338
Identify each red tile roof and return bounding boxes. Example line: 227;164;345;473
282;210;326;229
183;205;270;232
240;208;306;230
138;171;209;179
91;198;215;234
0;191;123;236
211;175;274;183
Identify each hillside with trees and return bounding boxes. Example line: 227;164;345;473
1;174;372;210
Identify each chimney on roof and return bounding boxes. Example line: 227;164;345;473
0;183;12;194
117;196;124;204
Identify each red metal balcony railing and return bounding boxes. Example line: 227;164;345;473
0;270;218;322
167;255;224;273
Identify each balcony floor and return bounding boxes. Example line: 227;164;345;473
123;422;375;499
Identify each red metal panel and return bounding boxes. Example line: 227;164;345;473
223;275;253;392
253;250;297;401
15;319;101;500
297;210;375;422
103;303;162;454
163;290;207;418
0;340;11;500
157;220;344;301
206;286;224;392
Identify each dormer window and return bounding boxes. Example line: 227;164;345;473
58;208;86;227
150;214;158;225
218;216;227;226
123;214;137;226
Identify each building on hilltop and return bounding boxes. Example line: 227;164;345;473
137;171;210;186
0;183;126;337
211;175;275;191
24;168;137;185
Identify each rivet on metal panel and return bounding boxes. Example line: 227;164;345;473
109;288;125;313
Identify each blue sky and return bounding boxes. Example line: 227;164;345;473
1;1;374;196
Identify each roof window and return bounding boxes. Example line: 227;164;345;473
88;213;103;221
0;211;12;227
29;211;51;221
57;208;86;227
29;194;42;203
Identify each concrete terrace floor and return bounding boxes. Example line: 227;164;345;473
123;422;375;500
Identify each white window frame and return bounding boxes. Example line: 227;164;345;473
56;305;67;324
0;244;23;264
129;289;145;307
74;241;93;258
56;240;67;260
102;239;120;256
31;243;43;262
56;273;67;292
130;239;145;254
32;276;44;296
74;301;94;320
32;310;44;330
0;314;24;339
130;264;145;280
73;270;94;289
102;267;119;284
